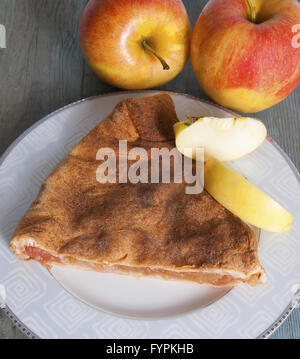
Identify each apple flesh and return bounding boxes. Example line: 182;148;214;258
191;0;300;113
79;0;191;89
174;116;267;161
205;158;294;232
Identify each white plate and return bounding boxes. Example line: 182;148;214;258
50;267;232;319
0;91;299;339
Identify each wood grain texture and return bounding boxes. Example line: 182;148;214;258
0;0;299;339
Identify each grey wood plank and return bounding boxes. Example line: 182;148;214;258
0;311;18;339
0;0;86;156
0;310;28;339
270;307;300;339
0;0;299;339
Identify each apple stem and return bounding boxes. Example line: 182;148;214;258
142;40;170;70
246;0;256;23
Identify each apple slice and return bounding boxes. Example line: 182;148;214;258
174;117;267;161
205;158;294;232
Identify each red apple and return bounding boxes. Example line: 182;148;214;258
191;0;300;112
79;0;191;89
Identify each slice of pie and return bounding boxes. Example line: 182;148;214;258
11;94;265;287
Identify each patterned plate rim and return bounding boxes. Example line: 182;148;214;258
0;90;299;339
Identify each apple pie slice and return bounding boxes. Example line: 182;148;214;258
11;94;265;287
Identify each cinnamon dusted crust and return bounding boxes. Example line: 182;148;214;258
11;94;265;286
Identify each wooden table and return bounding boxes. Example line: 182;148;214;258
0;0;299;339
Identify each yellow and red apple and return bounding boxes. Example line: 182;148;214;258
79;0;191;89
191;0;300;113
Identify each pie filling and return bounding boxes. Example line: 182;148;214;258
24;246;263;287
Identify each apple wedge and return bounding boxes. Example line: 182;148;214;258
205;158;294;232
174;117;267;161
